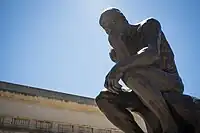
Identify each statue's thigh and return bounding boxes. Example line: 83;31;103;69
96;90;144;110
125;67;182;92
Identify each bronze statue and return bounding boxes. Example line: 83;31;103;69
95;8;200;133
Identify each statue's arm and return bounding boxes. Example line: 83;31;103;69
118;33;161;72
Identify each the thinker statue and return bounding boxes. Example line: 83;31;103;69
95;8;200;133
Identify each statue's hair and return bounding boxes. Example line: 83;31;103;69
99;7;127;27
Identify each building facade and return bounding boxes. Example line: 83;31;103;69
0;81;146;133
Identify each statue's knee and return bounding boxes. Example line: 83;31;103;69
95;91;110;108
95;93;102;107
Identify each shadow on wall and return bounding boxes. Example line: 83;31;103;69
0;81;95;106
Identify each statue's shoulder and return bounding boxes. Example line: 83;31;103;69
134;17;160;26
134;17;150;26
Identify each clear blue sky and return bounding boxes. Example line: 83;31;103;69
1;0;200;98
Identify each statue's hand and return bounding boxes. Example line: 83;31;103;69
109;49;118;63
104;64;123;94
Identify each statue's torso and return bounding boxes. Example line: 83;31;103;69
110;25;179;75
157;32;178;74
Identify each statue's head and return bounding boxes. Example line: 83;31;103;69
99;8;128;35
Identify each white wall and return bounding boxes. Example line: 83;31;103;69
0;97;147;133
0;98;116;129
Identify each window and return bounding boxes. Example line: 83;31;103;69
12;117;30;128
35;120;52;131
78;126;93;133
58;124;74;133
95;129;111;133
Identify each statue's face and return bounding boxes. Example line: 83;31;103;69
100;11;127;35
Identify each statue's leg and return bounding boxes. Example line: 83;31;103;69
95;90;161;133
134;105;162;133
194;99;200;133
95;90;144;133
123;67;183;133
163;92;200;133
